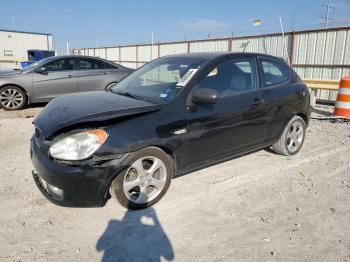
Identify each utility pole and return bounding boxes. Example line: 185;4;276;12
151;31;154;60
291;10;296;31
322;0;333;29
10;16;16;30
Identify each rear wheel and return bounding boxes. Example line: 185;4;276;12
0;86;27;111
111;147;173;210
272;116;306;156
105;82;117;91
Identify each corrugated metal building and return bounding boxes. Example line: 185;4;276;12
73;26;350;101
0;29;53;69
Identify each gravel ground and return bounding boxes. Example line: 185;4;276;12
0;105;349;262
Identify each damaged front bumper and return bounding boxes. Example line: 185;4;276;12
30;135;129;207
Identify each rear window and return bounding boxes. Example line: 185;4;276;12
261;59;290;87
104;62;117;69
78;58;112;70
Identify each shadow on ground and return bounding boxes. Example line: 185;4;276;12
311;106;333;117
96;207;174;262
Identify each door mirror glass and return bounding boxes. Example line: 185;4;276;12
192;88;219;104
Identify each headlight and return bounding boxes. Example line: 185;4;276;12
49;129;108;161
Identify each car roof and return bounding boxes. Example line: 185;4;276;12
51;55;111;61
52;53;288;67
162;52;287;63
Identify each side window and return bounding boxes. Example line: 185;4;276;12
92;59;105;69
77;59;92;70
44;59;75;72
197;58;256;97
78;58;105;70
104;62;117;69
261;59;290;87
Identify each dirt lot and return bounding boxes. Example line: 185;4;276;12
0;105;349;262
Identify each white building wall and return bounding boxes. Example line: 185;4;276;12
106;47;119;62
190;40;228;52
159;43;187;56
73;27;350;102
0;30;52;69
138;45;158;62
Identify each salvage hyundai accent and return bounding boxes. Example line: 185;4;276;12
31;52;311;209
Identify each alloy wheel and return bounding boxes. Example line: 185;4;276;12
123;156;167;204
286;121;304;153
0;88;24;109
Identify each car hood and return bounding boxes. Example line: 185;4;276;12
33;91;162;139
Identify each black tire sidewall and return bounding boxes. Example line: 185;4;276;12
105;82;117;91
284;117;306;155
0;86;27;111
112;147;173;210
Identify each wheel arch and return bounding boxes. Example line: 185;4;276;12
129;144;177;175
296;112;309;126
274;112;308;143
105;81;117;90
102;144;176;204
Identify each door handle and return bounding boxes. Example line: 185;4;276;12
67;75;73;78
253;98;265;106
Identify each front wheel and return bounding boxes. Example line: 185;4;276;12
0;86;27;111
272;116;306;156
111;147;173;210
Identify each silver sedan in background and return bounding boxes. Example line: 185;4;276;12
0;55;133;110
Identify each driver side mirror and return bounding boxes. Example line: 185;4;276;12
35;67;47;74
192;88;219;104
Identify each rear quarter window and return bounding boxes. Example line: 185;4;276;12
260;59;290;87
104;62;118;69
78;58;105;70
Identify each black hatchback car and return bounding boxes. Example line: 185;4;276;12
31;52;310;209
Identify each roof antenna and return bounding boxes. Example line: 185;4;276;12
278;15;291;65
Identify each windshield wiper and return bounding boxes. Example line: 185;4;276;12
115;91;143;101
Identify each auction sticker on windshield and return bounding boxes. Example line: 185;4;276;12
176;69;198;88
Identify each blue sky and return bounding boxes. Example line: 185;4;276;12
1;0;349;50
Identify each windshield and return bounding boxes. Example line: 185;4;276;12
21;57;56;72
111;57;207;103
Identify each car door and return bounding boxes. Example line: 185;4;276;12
32;58;78;101
184;56;269;168
76;58;109;92
258;57;297;143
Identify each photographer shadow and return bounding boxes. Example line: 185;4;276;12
96;207;174;262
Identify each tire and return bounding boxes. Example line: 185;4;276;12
0;86;27;111
272;116;306;156
111;147;173;210
105;82;117;91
